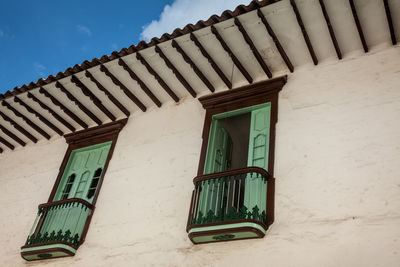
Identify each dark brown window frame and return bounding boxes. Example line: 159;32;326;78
196;76;286;226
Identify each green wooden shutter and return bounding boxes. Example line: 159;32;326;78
54;141;112;203
245;104;271;214
204;119;233;174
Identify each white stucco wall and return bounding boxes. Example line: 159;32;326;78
0;46;399;267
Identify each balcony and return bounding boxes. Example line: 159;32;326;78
187;167;273;244
21;198;93;261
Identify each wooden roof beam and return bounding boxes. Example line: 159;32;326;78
100;64;148;111
136;52;179;102
0;110;37;143
55;82;102;125
14;96;63;136
257;9;294;73
318;0;342;59
71;75;116;121
0;135;15;150
211;25;253;84
349;0;368;52
383;0;397;45
85;70;131;117
171;40;215;93
190;33;232;89
290;0;318;65
2;100;50;139
155;45;197;97
117;59;161;108
234;17;272;78
0;123;26;146
39;87;88;129
27;92;75;132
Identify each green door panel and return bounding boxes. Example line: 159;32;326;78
245;105;271;215
54;141;112;203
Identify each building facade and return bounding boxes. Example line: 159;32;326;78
0;0;400;266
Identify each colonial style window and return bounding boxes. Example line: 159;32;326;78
20;119;127;261
187;76;286;244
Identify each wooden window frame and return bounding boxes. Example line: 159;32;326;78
197;76;287;226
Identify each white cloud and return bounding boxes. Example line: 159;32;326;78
33;62;46;76
76;25;92;36
140;0;251;41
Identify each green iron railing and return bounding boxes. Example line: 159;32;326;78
24;198;93;248
187;167;271;228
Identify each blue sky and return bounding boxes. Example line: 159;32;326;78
0;0;249;94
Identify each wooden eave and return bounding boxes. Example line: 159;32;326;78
0;0;398;153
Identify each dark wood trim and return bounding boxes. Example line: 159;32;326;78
85;70;130;117
0;123;26;146
193;166;271;183
100;64;148;111
39;87;88;129
349;0;368;52
188;226;266;244
190;33;232;89
117;59;161;108
211;25;253;84
71;75;116;121
14;96;63;136
0;135;14;150
38;198;94;210
234;17;272;78
136;52;179;102
27;92;75;132
319;0;342;59
55;82;102;125
257;9;294;72
171;40;215;92
290;0;318;65
2;100;51;139
155;45;197;97
383;0;397;45
0;110;37;143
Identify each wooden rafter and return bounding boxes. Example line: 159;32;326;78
383;0;397;45
136;52;179;102
85;70;130;117
0;110;37;143
0;135;14;150
349;0;368;52
190;33;232;89
290;0;318;65
55;82;102;125
211;25;253;84
39;87;88;129
171;40;215;93
100;64;148;111
117;59;161;108
14;96;63;136
0;123;26;146
27;92;75;132
234;17;272;78
319;0;342;59
155;45;197;97
2;100;50;139
257;9;294;73
71;75;116;121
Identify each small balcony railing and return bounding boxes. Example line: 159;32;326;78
187;167;273;244
21;198;93;261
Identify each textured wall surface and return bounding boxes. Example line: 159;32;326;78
0;46;399;267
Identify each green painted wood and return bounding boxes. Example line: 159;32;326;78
245;104;271;217
54;141;112;203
